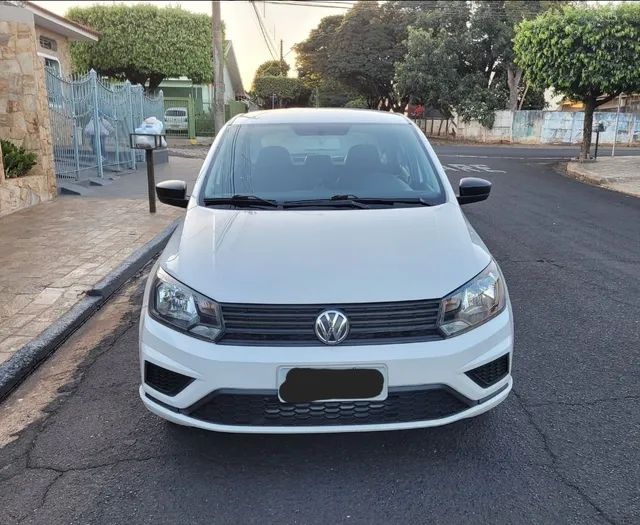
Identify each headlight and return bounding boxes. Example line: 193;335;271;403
150;268;223;341
438;260;505;337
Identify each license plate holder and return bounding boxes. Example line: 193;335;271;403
277;366;388;404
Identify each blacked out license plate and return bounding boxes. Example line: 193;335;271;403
277;366;387;404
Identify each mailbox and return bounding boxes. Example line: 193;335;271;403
129;132;167;213
129;132;166;150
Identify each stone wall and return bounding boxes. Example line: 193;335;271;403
0;6;57;217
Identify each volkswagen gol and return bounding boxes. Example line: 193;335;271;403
139;109;513;433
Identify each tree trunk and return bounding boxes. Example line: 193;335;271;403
126;72;148;88
518;83;530;111
147;74;165;94
580;95;597;160
392;96;408;114
506;66;522;111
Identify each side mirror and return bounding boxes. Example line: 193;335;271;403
457;177;491;205
156;180;189;208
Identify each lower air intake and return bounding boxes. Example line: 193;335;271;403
465;354;510;388
187;386;470;427
144;361;193;396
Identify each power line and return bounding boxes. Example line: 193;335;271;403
252;1;278;58
263;1;550;13
263;1;353;9
281;0;357;5
250;1;279;59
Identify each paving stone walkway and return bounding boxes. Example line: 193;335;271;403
567;156;640;198
168;146;209;159
0;185;185;365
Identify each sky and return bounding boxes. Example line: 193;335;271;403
32;0;353;90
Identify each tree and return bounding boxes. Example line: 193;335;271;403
472;1;565;111
395;2;508;125
250;59;307;108
313;78;358;108
294;15;358;108
395;26;466;119
295;2;408;110
515;4;640;159
253;76;305;109
395;0;562;124
253;60;289;81
66;4;213;91
326;1;407;110
295;15;344;87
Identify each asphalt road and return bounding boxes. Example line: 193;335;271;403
1;145;639;524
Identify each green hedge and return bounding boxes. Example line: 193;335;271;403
253;76;303;105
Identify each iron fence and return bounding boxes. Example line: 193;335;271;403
163;96;248;140
44;68;164;182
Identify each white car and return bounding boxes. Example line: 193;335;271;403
139;109;513;434
164;107;188;131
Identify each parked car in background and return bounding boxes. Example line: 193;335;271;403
164;107;188;131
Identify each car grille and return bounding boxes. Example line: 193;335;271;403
465;354;510;388
218;300;443;346
144;361;194;396
186;386;470;427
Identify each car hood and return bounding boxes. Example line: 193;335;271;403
161;203;491;304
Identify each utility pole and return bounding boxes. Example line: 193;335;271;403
280;39;283;64
212;1;225;135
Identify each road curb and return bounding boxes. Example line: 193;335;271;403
566;161;628;186
86;220;180;298
0;219;181;402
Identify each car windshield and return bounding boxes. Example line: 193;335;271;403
201;122;446;207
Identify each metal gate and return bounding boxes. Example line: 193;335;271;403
163;96;195;139
45;68;164;181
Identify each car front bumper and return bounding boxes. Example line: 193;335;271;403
139;306;514;434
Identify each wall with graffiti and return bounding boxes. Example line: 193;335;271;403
418;110;640;145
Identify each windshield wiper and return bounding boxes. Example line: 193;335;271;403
283;197;370;209
203;195;281;208
329;195;435;207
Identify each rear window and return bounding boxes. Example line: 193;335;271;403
165;109;187;117
201;122;445;205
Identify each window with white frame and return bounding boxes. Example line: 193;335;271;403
43;57;60;75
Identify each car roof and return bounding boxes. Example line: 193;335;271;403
231;108;410;125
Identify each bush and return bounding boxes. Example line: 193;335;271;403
253;76;304;108
1;140;37;178
344;97;368;109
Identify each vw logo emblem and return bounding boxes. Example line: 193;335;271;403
315;310;350;345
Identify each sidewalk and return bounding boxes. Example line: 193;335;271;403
0;156;202;396
566;156;640;198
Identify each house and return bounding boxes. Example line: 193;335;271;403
555;93;640;113
159;41;247;104
0;1;99;217
158;40;251;137
221;40;247;104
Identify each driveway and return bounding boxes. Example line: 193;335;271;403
1;144;638;524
